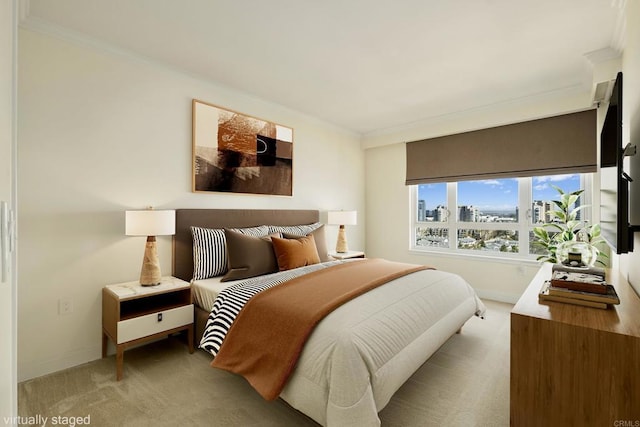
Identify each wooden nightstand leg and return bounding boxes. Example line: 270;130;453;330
188;324;195;354
102;331;108;358
116;345;124;381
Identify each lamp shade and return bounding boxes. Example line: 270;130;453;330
125;210;176;236
327;210;357;226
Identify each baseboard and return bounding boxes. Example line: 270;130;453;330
18;335;178;382
475;288;520;304
18;345;101;383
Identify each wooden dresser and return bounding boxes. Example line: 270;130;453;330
511;263;640;426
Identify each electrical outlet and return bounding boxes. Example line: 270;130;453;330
58;298;73;315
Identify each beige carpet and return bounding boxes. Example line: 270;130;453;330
18;299;511;427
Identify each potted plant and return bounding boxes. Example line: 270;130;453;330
532;186;608;267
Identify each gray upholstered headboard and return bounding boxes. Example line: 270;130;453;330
172;209;320;282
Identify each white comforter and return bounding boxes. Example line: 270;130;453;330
278;267;485;426
200;262;485;426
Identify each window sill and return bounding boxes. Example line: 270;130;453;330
408;248;542;267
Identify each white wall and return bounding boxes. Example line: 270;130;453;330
17;29;364;381
621;0;640;294
1;0;17;422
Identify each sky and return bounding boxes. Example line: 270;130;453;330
418;174;582;212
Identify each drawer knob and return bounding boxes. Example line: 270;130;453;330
157;313;163;322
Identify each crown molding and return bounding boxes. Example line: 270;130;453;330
361;83;591;149
610;0;626;52
583;47;622;65
18;15;360;140
18;0;29;23
19;15;142;60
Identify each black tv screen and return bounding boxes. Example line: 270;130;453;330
600;79;619;168
599;72;631;254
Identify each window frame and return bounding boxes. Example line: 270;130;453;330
410;175;591;261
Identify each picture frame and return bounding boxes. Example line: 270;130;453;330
192;99;293;196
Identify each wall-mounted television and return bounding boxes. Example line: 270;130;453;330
599;72;636;254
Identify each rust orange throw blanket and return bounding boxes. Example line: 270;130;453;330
210;258;429;400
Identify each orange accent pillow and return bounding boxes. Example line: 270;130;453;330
271;234;321;271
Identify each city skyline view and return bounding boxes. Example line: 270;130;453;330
418;174;581;214
415;174;584;254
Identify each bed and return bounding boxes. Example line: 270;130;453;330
172;208;486;427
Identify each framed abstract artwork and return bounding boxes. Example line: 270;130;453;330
192;99;293;196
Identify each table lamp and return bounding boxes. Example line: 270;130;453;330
125;209;176;286
327;210;357;253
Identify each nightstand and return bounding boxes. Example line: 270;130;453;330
102;276;194;380
328;250;365;260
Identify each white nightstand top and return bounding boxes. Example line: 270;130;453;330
105;276;190;300
328;250;365;260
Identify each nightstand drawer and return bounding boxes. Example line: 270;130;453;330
117;304;194;344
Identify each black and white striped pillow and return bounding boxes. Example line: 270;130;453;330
268;222;322;236
191;225;270;280
191;227;227;280
230;225;270;237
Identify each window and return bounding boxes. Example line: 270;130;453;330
415;183;449;249
412;174;590;259
528;174;583;255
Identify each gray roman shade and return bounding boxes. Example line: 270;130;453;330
405;109;597;185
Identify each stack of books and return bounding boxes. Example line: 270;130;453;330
538;264;620;309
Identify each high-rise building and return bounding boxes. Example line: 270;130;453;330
458;205;479;222
532;200;554;223
434;205;447;222
418;200;426;221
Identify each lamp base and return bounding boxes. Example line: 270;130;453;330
140;237;162;286
335;226;348;253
